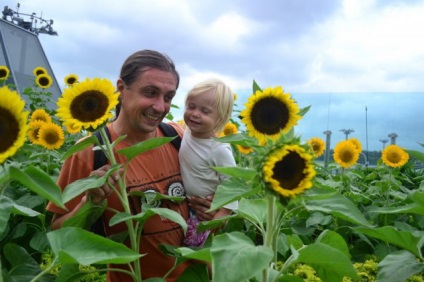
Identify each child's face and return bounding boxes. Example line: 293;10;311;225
184;90;219;138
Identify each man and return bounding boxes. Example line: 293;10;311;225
47;50;213;281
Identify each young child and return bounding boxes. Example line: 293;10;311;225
179;78;237;247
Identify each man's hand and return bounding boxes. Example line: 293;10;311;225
88;165;123;204
188;195;217;221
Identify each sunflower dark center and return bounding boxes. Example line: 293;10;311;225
388;152;401;163
70;91;109;122
272;151;306;190
43;130;59;144
35;70;45;76
251;97;289;135
0;69;7;79
340;150;354;162
67;77;77;84
38;77;50;86
0;108;19;153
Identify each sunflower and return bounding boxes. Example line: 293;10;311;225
240;86;301;145
236;144;254;155
348;137;362;153
33;66;48;77
233;93;238;102
66;123;82;134
64;74;79;86
28;120;46;145
176;119;186;129
0;87;29;164
0;66;10;80
30;109;52;123
306;137;325;157
36;74;53;89
381;144;409;168
56;77;119;131
333;140;360;168
263;144;316;198
219;122;238;137
38;122;65;150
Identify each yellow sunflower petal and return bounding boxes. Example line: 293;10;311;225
348;137;362;153
38;122;65;150
263;144;316;198
382;144;409;168
36;74;53;89
236;144;254;155
56;77;119;131
333;140;360;168
64;74;79;86
0;66;10;80
33;66;48;77
0;87;29;163
28;120;46;145
307;137;325;157
219;122;238;137
30;109;52;123
240;86;301;145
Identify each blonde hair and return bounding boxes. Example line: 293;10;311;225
185;78;234;133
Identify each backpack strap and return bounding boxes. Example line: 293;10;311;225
159;122;181;151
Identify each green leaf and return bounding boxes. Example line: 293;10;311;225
236;198;268;226
177;263;210;282
354;226;424;258
211;232;273;282
109;208;187;234
0;196;14;235
212;166;258;180
62;200;105;229
210;178;255;211
62;164;121;203
295;243;358;281
9;165;65;209
214;133;256;147
61;135;98;161
377;250;424;282
47;227;141;265
299;105;311;117
407;149;424;163
252;80;262;93
315;230;350;258
117;136;175;162
177;246;212;262
304;192;374;227
2;243;50;280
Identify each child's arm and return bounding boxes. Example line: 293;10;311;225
212;207;232;221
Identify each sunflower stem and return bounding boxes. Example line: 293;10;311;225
262;194;275;282
99;127;142;282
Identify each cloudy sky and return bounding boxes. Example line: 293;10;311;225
3;0;424;151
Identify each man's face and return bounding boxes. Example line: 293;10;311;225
118;68;177;134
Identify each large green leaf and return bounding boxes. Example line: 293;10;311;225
3;243;56;281
315;230;350;258
377;250;424;282
212;166;258;180
117;136;175;162
9;165;65;209
109;208;187;234
60;135;98;161
295;243;358;281
370;191;424;216
47;227;141;265
304;192;374;227
236;198;269;226
407;149;424;162
62;199;105;229
0;196;14;235
62;164;121;203
210;178;257;211
210;232;273;282
354;226;424;258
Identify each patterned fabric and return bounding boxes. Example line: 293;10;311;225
184;214;210;247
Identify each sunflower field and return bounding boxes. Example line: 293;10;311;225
1;67;424;282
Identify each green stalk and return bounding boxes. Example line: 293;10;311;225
99;128;142;281
262;194;275;282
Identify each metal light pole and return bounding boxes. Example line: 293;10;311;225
340;128;354;140
323;130;332;168
379;139;388;150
